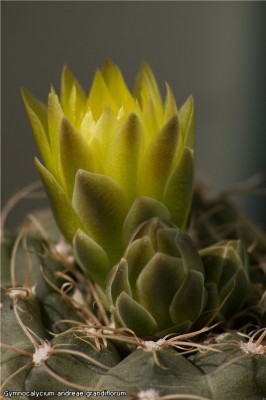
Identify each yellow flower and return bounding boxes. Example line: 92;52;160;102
22;61;194;284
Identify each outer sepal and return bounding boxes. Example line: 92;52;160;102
36;158;85;242
73;229;110;287
72;170;128;263
115;291;158;337
122;196;170;245
200;240;249;318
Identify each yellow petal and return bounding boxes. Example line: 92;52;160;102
101;60;135;113
90;106;119;173
164;83;178;123
138;115;179;200
134;62;164;123
88;69;117;120
60;65;86;123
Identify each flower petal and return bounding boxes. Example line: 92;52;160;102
106;113;143;201
101;61;135;113
21;88;53;172
60;65;86;120
88;69;117;120
139;115;179;200
164;83;178;123
179;95;195;149
134;63;164;121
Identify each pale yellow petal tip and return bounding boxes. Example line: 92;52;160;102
21;87;39;106
139;60;154;75
102;59;116;72
184;94;195;108
61;64;74;80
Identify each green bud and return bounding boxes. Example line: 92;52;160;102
199;240;249;320
106;217;206;337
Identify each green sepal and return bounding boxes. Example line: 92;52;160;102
47;87;64;178
219;269;249;317
106;259;132;306
122;196;170;245
203;282;221;314
136;252;184;329
60;118;94;197
200;239;249;318
169;270;205;325
192;282;220;330
73;229;110;287
35;158;84;242
163;146;194;230
72;170;128;263
124;237;155;298
175;232;204;273
116;291;158;337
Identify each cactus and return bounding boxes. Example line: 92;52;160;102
1;212;121;398
1;62;266;399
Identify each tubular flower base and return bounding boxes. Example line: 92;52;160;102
106;218;250;338
22;61;195;279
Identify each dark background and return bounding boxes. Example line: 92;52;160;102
2;1;266;230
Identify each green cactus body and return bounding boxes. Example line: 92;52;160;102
95;339;266;400
1;268;120;399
